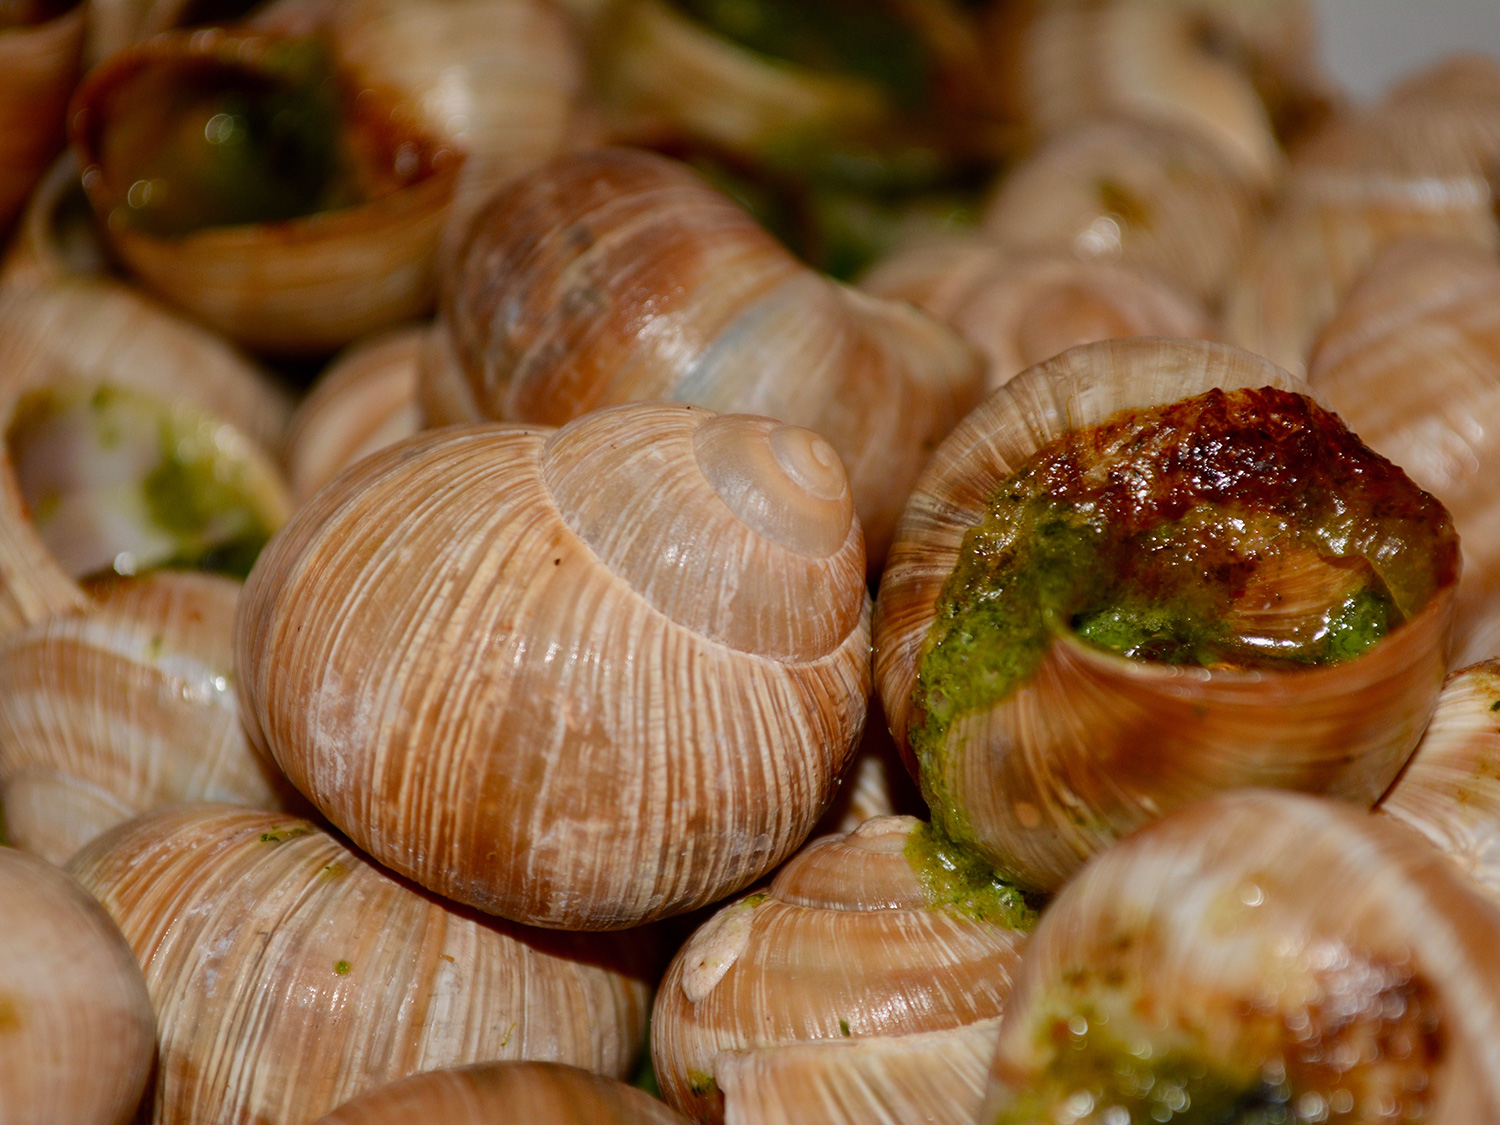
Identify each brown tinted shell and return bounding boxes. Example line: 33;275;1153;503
67;805;655;1125
0;4;84;235
0;571;288;865
70;28;462;353
436;147;983;563
981;791;1500;1122
0;844;155;1125
653;815;1028;1124
874;337;1458;892
314;1062;688;1125
1308;238;1500;668
237;403;871;929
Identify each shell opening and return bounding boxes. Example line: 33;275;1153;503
7;382;287;581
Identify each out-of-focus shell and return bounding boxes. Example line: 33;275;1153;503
653;815;1030;1124
314;1062;688;1125
874;337;1458;893
71;28;463;354
67;805;656;1125
1379;661;1500;902
436;147;983;563
0;3;85;235
1308;238;1500;668
979;118;1259;304
0;279;292;634
0;571;289;865
0;845;155;1125
981;0;1323;186
981;791;1500;1122
237;404;872;930
283;324;423;502
1225;55;1500;376
0;152;110;291
863;241;1212;391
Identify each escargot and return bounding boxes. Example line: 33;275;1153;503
0;570;291;865
981;789;1500;1122
431;146;983;564
237;402;871;930
0;0;85;235
0;844;155;1125
652;815;1032;1124
67;804;656;1125
874;337;1459;893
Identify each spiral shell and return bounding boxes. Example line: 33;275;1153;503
437;146;983;563
0;844;155;1125
1379;661;1500;902
237;402;871;929
283;324;424;503
862;241;1211;392
1308;238;1500;669
981;790;1500;1122
653;815;1030;1124
0;3;85;235
0;571;289;865
68;804;655;1125
314;1062;688;1125
979;117;1259;304
874;337;1458;892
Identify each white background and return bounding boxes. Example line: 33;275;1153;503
1317;0;1500;100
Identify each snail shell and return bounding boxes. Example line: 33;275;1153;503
862;241;1212;392
1379;661;1500;902
981;0;1311;186
874;337;1459;892
314;1062;688;1125
70;28;463;354
981;790;1500;1122
0;571;289;865
0;278;292;634
1307;238;1500;669
67;804;656;1125
652;815;1030;1124
237;403;872;929
0;844;155;1125
283;324;424;503
436;146;983;563
979;117;1259;304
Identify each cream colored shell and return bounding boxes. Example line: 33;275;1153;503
237;403;872;929
0;571;288;865
982;791;1500;1121
67;805;655;1125
0;845;155;1125
653;815;1027;1124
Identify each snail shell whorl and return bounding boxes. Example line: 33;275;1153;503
438;146;983;562
67;805;655;1125
314;1062;689;1124
0;845;155;1125
238;403;871;929
875;337;1457;892
0;571;287;865
982;791;1500;1121
652;815;1027;1124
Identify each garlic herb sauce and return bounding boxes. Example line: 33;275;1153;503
910;386;1459;842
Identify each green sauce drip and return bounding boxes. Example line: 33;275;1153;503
669;0;929;108
106;38;354;237
904;821;1039;929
